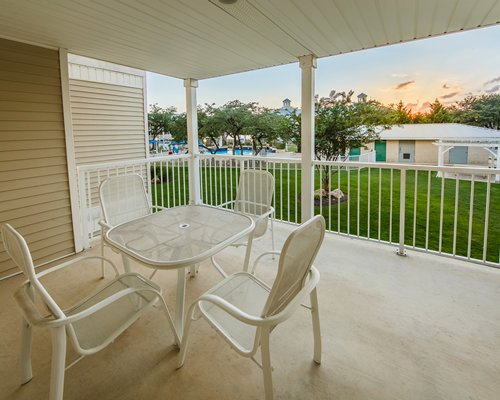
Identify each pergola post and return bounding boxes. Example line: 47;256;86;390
299;54;317;222
496;145;500;182
184;78;201;204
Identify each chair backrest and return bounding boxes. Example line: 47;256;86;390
1;223;65;319
262;215;325;317
99;174;150;227
234;170;274;237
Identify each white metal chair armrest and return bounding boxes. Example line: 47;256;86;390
217;200;236;210
48;286;164;328
35;256;119;279
13;286;55;327
198;268;319;327
98;220;113;230
251;251;281;275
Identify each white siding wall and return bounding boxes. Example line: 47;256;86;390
68;59;147;166
0;39;75;277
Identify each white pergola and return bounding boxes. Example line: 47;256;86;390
436;139;500;181
1;0;500;221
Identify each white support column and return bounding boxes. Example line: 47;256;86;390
184;78;201;204
299;54;317;223
496;144;500;182
437;143;444;178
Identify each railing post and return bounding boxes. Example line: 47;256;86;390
397;169;407;256
299;54;317;222
184;78;201;204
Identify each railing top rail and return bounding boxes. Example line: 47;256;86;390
77;154;190;173
313;159;498;175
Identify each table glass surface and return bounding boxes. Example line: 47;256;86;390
106;205;253;266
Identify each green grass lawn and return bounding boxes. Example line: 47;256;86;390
151;165;499;264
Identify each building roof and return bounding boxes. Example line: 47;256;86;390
0;1;498;80
380;124;500;142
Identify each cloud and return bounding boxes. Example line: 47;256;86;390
391;73;409;78
419;102;432;113
440;91;460;99
485;84;500;93
442;83;451;89
483;76;500;87
394;80;415;90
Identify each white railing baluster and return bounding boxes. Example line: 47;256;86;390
467;175;475;259
357;168;360;238
338;165;341;233
413;170;418;248
378;168;381;241
425;171;431;251
389;169;393;243
328;165;331;232
319;165;323;218
439;173;445;254
398;169;406;256
347;168;351;236
453;176;459;256
483;174;491;262
287;162;291;223
367;167;371;239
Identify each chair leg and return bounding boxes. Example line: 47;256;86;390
100;228;105;278
271;216;275;253
177;303;197;368
49;327;67;400
310;288;322;365
20;317;33;384
260;328;274;400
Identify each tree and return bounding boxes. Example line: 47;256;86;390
453;94;500;130
423;99;453;123
147;104;177;141
314;94;389;193
199;100;257;155
389;100;413;124
198;104;227;154
276;110;301;152
249;109;281;155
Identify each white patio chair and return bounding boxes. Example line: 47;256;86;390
99;173;163;276
178;215;325;400
213;169;275;276
1;223;176;400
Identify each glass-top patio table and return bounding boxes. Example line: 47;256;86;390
105;204;255;345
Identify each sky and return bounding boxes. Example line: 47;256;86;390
147;25;500;115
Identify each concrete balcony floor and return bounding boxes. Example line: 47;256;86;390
1;221;500;400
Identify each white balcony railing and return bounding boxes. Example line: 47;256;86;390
77;154;189;247
77;153;499;267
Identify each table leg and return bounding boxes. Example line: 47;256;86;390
121;254;131;273
242;232;254;273
174;267;187;344
188;264;199;278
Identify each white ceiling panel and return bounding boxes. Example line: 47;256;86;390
0;0;498;79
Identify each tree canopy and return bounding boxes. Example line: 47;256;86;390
452;94;500;130
147;92;499;158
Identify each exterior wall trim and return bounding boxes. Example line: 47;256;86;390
59;48;83;252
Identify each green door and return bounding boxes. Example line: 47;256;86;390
374;140;386;162
349;147;361;161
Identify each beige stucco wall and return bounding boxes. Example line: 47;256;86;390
0;38;74;277
386;140;399;163
415;140;438;164
468;147;492;165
